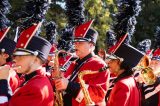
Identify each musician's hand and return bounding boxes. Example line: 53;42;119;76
0;65;10;80
54;77;69;91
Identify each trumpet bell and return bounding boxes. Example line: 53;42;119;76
141;67;157;85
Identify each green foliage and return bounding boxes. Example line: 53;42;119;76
134;0;160;47
85;0;116;49
8;0;160;49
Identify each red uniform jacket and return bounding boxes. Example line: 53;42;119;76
107;76;140;106
0;69;54;106
64;54;110;106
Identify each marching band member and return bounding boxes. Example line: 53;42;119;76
136;27;160;106
0;0;20;93
0;22;54;106
0;36;19;93
54;20;110;106
141;48;160;106
104;30;118;101
106;42;144;106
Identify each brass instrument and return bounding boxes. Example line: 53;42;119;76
78;67;108;106
51;50;64;106
134;55;158;85
136;55;150;68
78;70;96;106
140;67;157;85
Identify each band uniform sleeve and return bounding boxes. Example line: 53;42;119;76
0;85;48;106
0;79;12;104
107;82;129;106
75;65;110;104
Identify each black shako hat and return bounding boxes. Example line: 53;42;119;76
73;20;98;45
0;37;16;55
13;23;52;62
107;33;144;70
114;43;144;69
0;27;16;55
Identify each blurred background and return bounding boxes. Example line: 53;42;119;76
8;0;160;51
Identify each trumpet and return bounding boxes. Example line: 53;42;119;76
140;67;157;85
134;55;158;85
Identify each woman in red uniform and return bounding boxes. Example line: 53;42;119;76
107;43;144;106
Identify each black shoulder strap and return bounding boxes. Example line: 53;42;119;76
69;53;93;82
